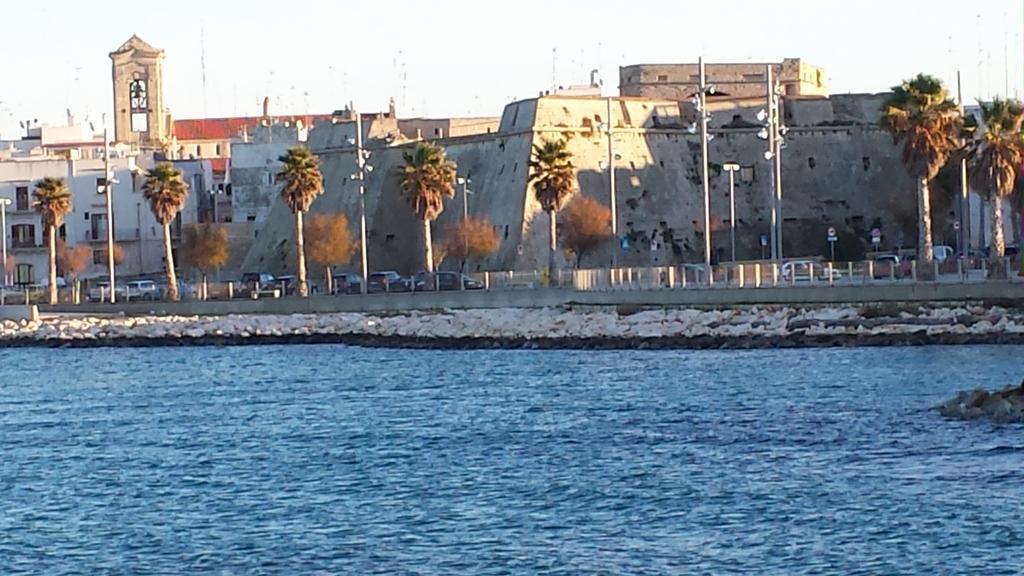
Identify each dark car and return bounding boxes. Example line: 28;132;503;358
331;272;363;295
413;271;485;291
238;272;278;298
367;271;404;293
275;275;319;296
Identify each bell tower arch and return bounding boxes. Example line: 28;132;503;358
110;35;167;148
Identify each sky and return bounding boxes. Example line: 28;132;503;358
1;0;1022;139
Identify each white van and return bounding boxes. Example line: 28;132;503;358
934;245;955;262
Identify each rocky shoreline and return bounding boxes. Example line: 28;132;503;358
3;304;1024;350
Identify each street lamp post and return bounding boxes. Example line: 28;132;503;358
102;128;117;304
350;110;372;295
0;197;10;287
457;176;473;278
697;57;714;284
605;97;618;268
723;162;741;263
758;65;787;262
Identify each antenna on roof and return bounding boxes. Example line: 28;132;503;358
201;20;208;116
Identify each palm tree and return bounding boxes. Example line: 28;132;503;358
399;142;456;273
967;97;1024;265
143;163;189;301
32;177;72;305
276;145;324;297
881;74;962;264
528;138;576;278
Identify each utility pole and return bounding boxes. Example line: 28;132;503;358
606;96;618;268
103;128;116;303
355;110;369;295
698;57;713;282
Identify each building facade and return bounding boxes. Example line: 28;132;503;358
0;129;201;286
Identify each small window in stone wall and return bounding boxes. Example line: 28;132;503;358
808;157;816;169
657;74;669;82
862;157;871;171
740;166;755;183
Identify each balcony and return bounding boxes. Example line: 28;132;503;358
10;240;42;251
84;229;141;243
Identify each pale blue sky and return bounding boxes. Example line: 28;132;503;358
1;0;1021;138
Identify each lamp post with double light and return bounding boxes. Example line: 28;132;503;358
691;58;718;282
722;162;741;263
347;110;373;295
457;176;474;280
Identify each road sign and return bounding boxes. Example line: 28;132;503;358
827;227;838;242
871;228;881;245
953;221;961;231
760;234;769;247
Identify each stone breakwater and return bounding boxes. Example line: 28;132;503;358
3;304;1024;349
939;383;1024;424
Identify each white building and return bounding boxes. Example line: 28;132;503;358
0;126;202;286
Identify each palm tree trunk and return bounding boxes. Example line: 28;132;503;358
991;196;1006;258
423;218;434;274
548;209;558;285
295;210;308;297
163;222;179;301
325;265;333;295
47;225;57;305
917;177;935;263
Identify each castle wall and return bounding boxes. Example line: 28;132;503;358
242;95;931;277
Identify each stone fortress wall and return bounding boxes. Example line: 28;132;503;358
241;92;930;276
620;58;828;101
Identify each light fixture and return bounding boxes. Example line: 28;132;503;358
687;124;698;134
757;128;769;140
365;165;374;173
763;151;774;160
756;109;768;122
706;134;715;142
722;162;741;172
707;85;717;95
779;126;790;136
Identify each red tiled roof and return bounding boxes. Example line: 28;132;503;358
210;158;229;174
172;115;333;141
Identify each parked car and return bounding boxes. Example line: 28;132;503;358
413;271;485;291
331;272;363;295
238;272;277;298
367;271;404;293
123;280;160;301
780;260;841;283
872;254;903;279
156;281;197;300
87;280;116;302
275;275;319;296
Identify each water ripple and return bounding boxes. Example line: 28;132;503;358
1;345;1022;574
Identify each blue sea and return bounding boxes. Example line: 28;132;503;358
1;345;1022;575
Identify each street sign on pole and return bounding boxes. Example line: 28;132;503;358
827;227;838;262
871;228;881;252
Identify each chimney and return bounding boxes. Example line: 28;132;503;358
262;96;270;119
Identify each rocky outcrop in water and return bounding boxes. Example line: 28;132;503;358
938;382;1024;424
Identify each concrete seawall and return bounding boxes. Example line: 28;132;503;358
47;283;1024;317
